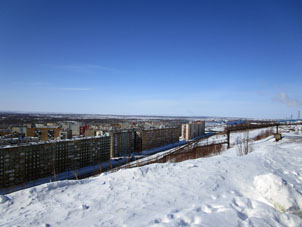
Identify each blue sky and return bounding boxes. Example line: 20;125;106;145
0;0;301;119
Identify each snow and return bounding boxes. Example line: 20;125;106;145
229;127;276;145
254;173;302;212
0;195;10;204
1;132;302;226
140;140;187;156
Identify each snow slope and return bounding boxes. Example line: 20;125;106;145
1;133;302;226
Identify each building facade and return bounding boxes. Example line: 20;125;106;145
136;127;181;151
11;126;27;136
110;130;135;157
84;128;96;137
80;125;89;136
27;127;61;141
0;136;110;188
181;121;205;140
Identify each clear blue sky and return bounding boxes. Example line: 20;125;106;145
0;0;301;119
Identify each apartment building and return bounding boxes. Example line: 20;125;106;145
0;137;39;146
0;129;12;136
110;130;135;157
60;122;81;136
136;127;181;151
181;121;205;140
27;127;61;141
60;130;72;140
11;126;27;136
84;128;96;137
0;136;110;188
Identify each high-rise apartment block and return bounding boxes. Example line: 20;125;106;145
136;127;181;151
110;130;135;157
181;121;205;140
84;128;96;137
0;123;185;189
11;126;27;136
27;127;61;141
0;136;110;188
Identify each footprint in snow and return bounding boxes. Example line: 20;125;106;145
0;195;10;204
82;205;89;210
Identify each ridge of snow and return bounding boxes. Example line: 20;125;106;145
0;133;302;226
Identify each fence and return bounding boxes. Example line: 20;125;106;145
109;135;227;172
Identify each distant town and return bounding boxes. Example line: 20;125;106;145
0;112;206;189
0;112;301;191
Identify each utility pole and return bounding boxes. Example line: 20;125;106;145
227;130;230;149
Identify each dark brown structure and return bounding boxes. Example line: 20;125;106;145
135;127;181;151
0;136;110;189
110;130;135;157
27;127;61;141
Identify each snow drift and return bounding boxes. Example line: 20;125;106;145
0;133;302;226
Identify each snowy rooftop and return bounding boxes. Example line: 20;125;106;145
0;135;110;149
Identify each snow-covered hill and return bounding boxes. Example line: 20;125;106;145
1;133;302;226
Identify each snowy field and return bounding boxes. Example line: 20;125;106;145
198;127;277;147
1;132;302;226
229;127;276;145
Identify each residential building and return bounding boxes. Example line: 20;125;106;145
27;127;61;141
80;125;89;136
110;130;135;157
60;130;72;140
71;124;80;136
0;136;110;188
11;126;27;136
0;129;12;136
84;128;96;137
136;127;181;151
60;122;81;136
181;121;205;140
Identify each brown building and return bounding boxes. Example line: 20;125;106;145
181;121;205;140
136;127;181;151
0;129;12;136
27;127;61;141
0;136;110;188
110;130;135;157
84;128;96;137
